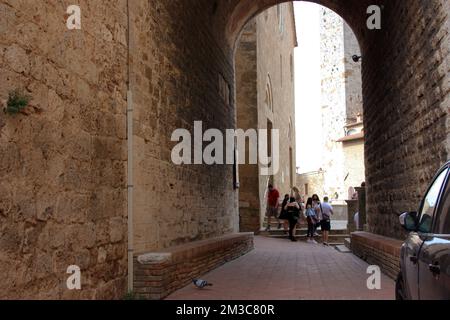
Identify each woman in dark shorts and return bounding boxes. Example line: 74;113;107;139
285;197;300;242
278;194;290;234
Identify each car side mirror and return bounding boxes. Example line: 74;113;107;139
399;211;419;231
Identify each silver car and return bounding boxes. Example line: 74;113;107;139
397;161;450;300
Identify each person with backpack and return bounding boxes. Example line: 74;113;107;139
305;197;317;242
285;197;301;242
278;194;290;234
312;194;322;236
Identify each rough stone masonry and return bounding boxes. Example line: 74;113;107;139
0;0;449;299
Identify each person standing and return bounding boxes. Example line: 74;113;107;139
312;194;322;236
320;196;334;246
305;197;317;242
292;187;305;230
285;197;300;242
265;184;280;231
278;194;290;234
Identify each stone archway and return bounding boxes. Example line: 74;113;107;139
225;0;450;238
1;0;448;299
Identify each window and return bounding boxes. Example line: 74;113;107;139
267;119;274;186
418;169;448;233
435;168;450;234
277;4;285;35
267;119;273;159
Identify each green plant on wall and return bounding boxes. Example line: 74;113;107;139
5;89;31;115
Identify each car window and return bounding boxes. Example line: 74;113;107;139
418;168;448;233
435;168;450;234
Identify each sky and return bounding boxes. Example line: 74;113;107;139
293;2;323;174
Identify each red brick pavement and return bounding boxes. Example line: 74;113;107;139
166;236;395;300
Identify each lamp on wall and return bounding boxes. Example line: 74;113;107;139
352;55;362;63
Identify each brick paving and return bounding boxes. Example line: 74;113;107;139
166;236;395;300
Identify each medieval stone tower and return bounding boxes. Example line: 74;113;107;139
298;7;364;202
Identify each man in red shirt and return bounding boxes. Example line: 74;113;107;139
265;184;280;231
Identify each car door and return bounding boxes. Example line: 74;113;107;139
403;230;424;300
403;166;448;299
418;166;450;299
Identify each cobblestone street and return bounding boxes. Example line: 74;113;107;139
167;236;395;300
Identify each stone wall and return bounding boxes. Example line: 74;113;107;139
351;232;403;280
343;23;363;121
296;170;325;198
236;21;260;232
236;3;297;232
319;8;346;200
342;139;365;197
256;3;297;224
363;0;450;239
0;0;128;299
128;0;239;254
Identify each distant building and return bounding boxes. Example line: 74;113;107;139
235;3;297;232
297;8;364;201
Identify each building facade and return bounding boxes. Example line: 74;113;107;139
297;7;365;202
236;3;297;232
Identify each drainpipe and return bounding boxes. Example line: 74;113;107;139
126;0;134;294
127;90;133;293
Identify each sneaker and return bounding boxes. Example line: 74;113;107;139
323;242;329;246
314;233;320;237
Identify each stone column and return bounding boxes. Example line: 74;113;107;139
345;199;358;232
355;186;366;231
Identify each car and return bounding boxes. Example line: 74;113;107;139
396;161;450;300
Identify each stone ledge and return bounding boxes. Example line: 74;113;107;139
133;233;254;300
351;231;403;279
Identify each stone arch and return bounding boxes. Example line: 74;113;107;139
226;0;450;238
227;0;368;53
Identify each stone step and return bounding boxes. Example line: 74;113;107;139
260;228;349;235
335;245;352;253
261;236;345;246
262;220;348;232
265;233;349;240
344;238;351;250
